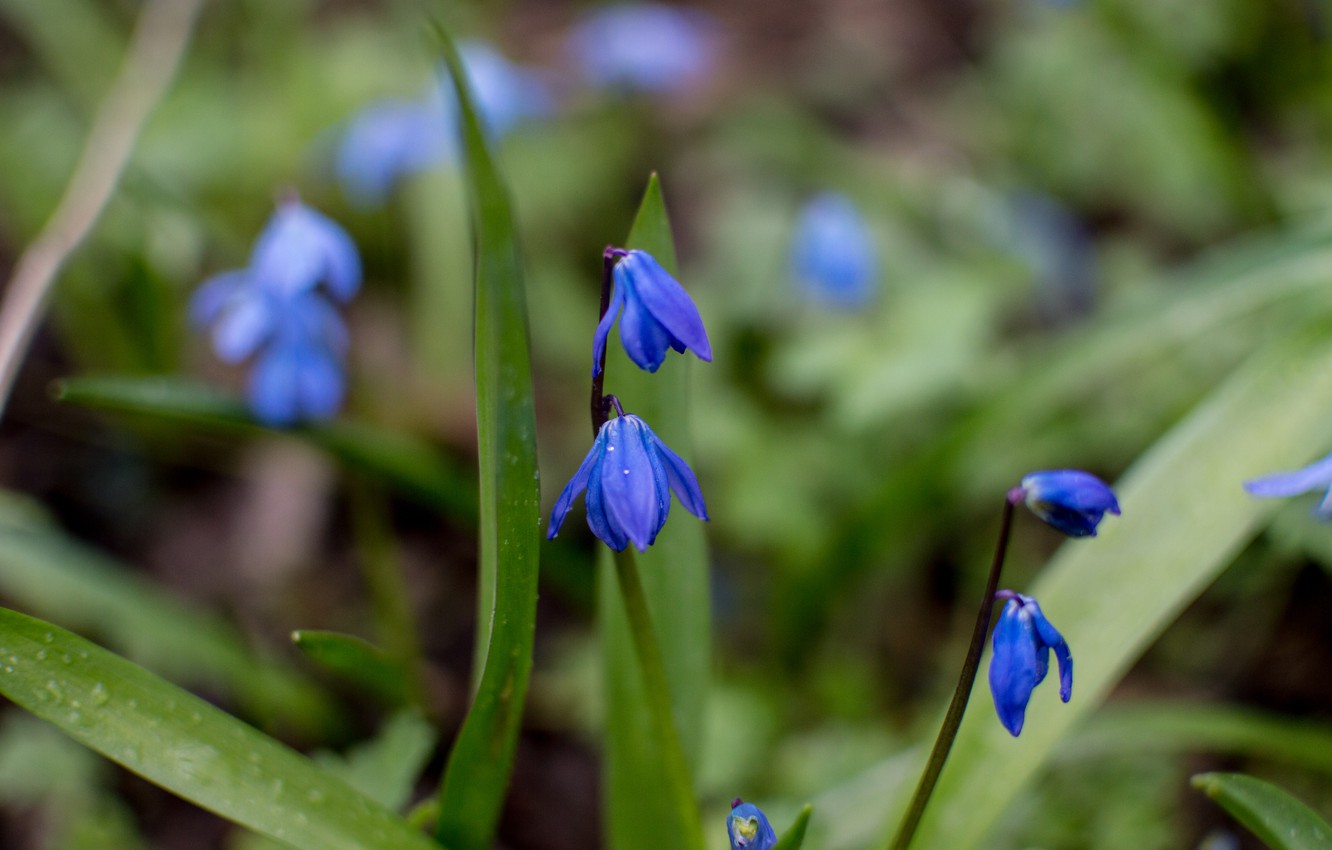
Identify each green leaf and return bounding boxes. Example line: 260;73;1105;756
598;174;711;850
1192;772;1332;850
291;630;408;706
774;805;815;850
0;607;439;850
430;23;541;850
883;330;1332;850
321;710;437;812
0;503;330;731
53;376;477;521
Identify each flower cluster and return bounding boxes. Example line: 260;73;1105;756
549;247;710;551
191;198;360;426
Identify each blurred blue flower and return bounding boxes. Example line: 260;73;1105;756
593;249;712;375
1013;469;1119;537
191;199;359;426
1243;453;1332;518
335;41;553;206
988;592;1071;737
789;192;879;309
567;2;718;94
727;799;777;850
547;412;708;552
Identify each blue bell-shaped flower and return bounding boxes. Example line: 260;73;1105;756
1013;469;1119;537
988;592;1072;737
592;249;712;375
727;799;777;850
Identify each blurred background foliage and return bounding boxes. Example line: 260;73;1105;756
2;0;1332;848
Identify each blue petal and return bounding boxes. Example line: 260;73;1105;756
212;289;276;363
1243;453;1332;499
591;279;626;377
248;346;301;426
585;445;627;551
790;193;879;309
1052;640;1073;703
293;347;344;421
548;436;602;540
250;202;362;300
336;99;453;208
189;270;247;328
600;416;669;552
457;41;554;139
727;802;777;850
618;277;673;372
651;431;708;520
567;3;718;94
1020;469;1120;537
618;251;712;363
989;598;1041;737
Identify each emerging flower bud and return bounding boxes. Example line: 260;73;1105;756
1012;469;1119;537
593;249;712;376
547;412;708;552
988;592;1072;737
728;799;777;850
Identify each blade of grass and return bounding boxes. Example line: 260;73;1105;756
774;805;814;850
597;174;710;850
1193;772;1332;850
0;607;438;850
429;23;541;850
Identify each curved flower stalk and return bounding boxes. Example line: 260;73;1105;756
548;407;708;552
567;2;719;94
728;799;777;850
988;591;1072;737
593;248;712;375
190;198;360;426
789;192;880;309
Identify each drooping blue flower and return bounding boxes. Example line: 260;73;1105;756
1012;469;1120;537
567;2;719;94
547;412;708;552
988;592;1072;737
335;41;553;207
593;249;712;375
190;199;359;427
727;799;777;850
1243;453;1332;518
789;192;880;309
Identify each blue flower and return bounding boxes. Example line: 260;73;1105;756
1243;453;1332;518
1013;469;1120;537
988;592;1072;737
593;249;712;375
547;412;708;552
190;199;359;426
789;193;879;309
727;799;777;850
335;41;553;207
567;2;718;94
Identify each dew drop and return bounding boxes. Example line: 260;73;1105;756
90;682;109;706
34;649;46;661
42;632;54;644
306;789;325;804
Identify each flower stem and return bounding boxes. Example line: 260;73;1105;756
887;494;1019;850
611;547;705;850
590;248;619;436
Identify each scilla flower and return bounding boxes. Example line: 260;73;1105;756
190;198;359;426
567;3;718;94
1243;453;1332;518
547;409;707;552
789;192;879;309
727;799;777;850
593;249;712;375
1011;469;1119;537
989;592;1072;737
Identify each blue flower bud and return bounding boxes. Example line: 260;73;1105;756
988;592;1072;737
1014;469;1119;537
547;413;708;552
790;193;879;309
1243;453;1332;519
567;3;719;95
728;799;777;850
593;249;712;375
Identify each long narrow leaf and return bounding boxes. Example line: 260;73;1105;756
430;23;541;850
1193;772;1332;850
598;174;711;850
892;330;1332;849
0;608;438;850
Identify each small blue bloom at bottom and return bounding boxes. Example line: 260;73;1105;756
1013;469;1120;537
728;799;776;850
989;592;1072;737
1243;453;1332;519
547;412;707;552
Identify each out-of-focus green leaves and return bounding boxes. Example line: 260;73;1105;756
891;330;1332;850
0;494;330;730
598;174;711;850
0;607;438;850
291;630;408;707
430;23;541;850
54;375;477;520
1193;772;1332;850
